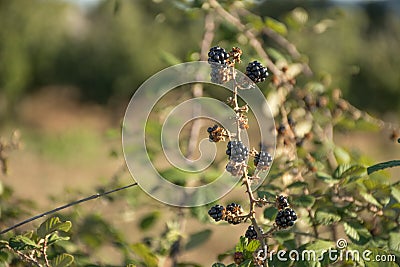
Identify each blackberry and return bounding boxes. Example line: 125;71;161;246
234;251;244;265
208;46;230;65
225;162;244;177
226;203;243;216
254;151;272;170
226;140;249;163
207;124;227;142
245;225;263;240
275;208;297;229
245;61;268;83
208;204;225;222
276;195;289;210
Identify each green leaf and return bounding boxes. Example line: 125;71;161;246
131;243;158;267
47;233;70;246
334;147;351;164
0;251;9;262
360;192;382;208
139;211;160;231
340;165;366;179
315;210;341;225
246;239;260;253
391;186;400;203
9;235;39;250
235;236;247;252
37;217;72;238
212;263;225;267
185;229;212;250
51;253;74;267
333;163;353;179
0;240;8;249
238;260;252;267
265;17;288;35
287;181;308;189
263;206;278;220
291;195;315;208
389;232;400;252
344;222;360;241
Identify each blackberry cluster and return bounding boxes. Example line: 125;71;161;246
207;124;227;142
208;46;230;65
245;61;268;83
225;162;244;177
276;195;289;210
208;205;225;222
245;225;263;240
275;208;297;229
226;141;249;163
254;151;272;170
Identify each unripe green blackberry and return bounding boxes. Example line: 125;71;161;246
245;61;268;83
226;140;249;163
245;225;263;240
275;208;297;228
208;204;225;222
276;195;289;210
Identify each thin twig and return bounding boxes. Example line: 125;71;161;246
0;183;138;235
186;11;216;160
42;237;50;267
208;0;281;77
5;244;42;267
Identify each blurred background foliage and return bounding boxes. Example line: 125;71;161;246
0;0;399;118
1;0;400;266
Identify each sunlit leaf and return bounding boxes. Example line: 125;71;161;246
51;253;74;267
344;222;360;241
37;217;72;238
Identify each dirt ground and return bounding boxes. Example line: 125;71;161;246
1;87;399;266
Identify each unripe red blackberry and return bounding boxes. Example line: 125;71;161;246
208;204;225;222
245;61;268;83
276;195;289;210
275;208;297;228
245;225;263;240
234;251;244;265
226;140;249;163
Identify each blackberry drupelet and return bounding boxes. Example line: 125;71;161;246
226;140;249;163
245;61;268;83
208;205;225;222
275;208;297;228
254;151;272;170
245;225;263;240
276;195;289;210
208;46;230;65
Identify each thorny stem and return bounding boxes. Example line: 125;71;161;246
5;244;42;267
0;183;138;235
42;237;50;267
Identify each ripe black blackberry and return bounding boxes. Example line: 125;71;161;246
245;225;263;240
208;46;230;65
245;61;268;83
226;203;243;215
254;151;272;170
275;208;297;229
208;204;225;222
276;195;289;210
226;140;249;163
207;124;227;142
225;162;244;177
